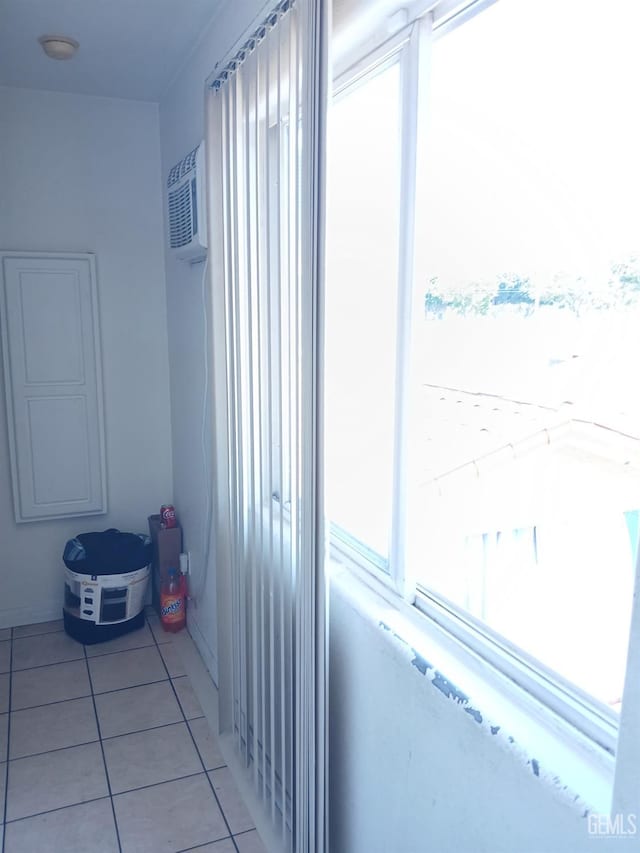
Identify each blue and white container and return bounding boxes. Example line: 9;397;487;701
63;529;151;644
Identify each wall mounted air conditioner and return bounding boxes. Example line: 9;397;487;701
167;142;207;263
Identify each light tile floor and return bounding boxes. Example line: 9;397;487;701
0;609;267;853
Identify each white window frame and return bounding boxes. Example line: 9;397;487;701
328;20;427;601
327;0;639;771
414;587;620;754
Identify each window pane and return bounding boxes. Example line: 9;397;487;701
325;62;401;563
410;0;640;709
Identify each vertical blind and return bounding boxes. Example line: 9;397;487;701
206;1;328;851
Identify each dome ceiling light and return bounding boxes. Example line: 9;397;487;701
38;35;79;60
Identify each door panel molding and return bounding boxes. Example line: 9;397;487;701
1;251;107;522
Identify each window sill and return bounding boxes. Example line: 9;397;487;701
328;557;615;817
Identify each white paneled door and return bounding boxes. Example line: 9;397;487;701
0;252;107;522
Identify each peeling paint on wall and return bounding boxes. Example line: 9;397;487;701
381;620;486;725
378;619;594;818
410;651;428;675
382;622;485;723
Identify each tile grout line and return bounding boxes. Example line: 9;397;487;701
177;835;238;853
2;771;216;826
98;716;202;745
11;655;87;675
11;626;64;641
3;717;217;767
9;672;183;713
83;644;123;853
101;770;212;802
149;618;242;853
85;639;157;661
11;640;162;675
11;692;94;714
10;691;94;714
4;794;112;827
92;674;175;698
8;735;101;764
185;717;228;773
1;627;14;852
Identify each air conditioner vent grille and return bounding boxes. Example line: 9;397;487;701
167;145;199;188
168;181;193;249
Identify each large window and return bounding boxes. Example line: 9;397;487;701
410;0;640;714
325;0;640;739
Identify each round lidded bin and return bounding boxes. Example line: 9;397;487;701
63;528;151;644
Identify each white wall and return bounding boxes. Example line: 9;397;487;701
0;85;173;627
159;0;266;681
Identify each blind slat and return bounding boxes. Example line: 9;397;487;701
245;44;260;786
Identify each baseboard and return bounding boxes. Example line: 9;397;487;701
0;601;63;630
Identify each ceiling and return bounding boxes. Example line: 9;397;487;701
0;0;226;101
